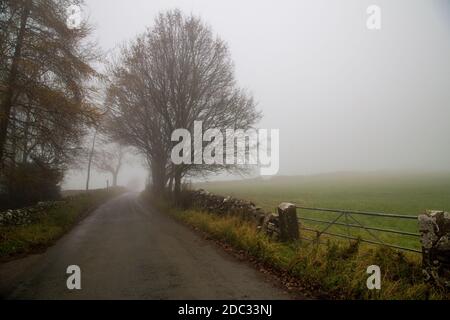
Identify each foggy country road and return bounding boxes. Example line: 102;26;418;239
0;193;290;300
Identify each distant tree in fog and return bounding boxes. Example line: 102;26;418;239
93;142;127;188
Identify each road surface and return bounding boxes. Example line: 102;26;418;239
0;193;290;300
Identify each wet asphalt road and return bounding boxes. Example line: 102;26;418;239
0;193;290;300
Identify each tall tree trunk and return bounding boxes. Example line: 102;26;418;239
21;108;31;164
85;130;97;191
168;175;174;193
151;160;166;195
112;171;118;187
10;106;16;167
174;167;182;201
0;2;30;166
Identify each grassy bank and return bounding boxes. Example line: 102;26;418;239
0;188;125;261
161;202;448;300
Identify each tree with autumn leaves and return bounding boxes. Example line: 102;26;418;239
0;0;100;207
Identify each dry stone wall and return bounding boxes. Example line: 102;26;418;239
418;210;450;287
0;201;63;227
186;189;300;241
187;189;268;225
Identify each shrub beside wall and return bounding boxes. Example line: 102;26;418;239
0;162;63;210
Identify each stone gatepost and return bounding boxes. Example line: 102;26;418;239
418;210;450;287
277;203;300;242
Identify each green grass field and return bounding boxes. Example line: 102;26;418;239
196;172;450;251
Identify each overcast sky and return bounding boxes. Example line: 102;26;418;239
63;0;450;190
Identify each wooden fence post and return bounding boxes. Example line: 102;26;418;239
277;203;299;242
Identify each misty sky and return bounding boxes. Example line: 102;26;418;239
63;0;450;190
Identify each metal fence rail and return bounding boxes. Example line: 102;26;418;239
295;205;422;253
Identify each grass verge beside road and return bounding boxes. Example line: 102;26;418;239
157;199;448;300
0;188;125;262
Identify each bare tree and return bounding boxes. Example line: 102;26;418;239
106;10;261;197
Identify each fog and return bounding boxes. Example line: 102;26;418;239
63;0;450;190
